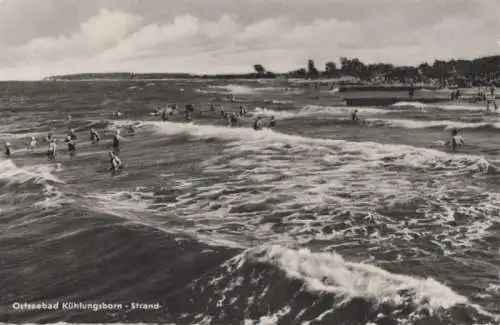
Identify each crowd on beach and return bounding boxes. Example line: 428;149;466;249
2;103;278;174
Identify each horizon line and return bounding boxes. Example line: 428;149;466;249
1;52;498;82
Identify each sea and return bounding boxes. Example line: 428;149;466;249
0;79;499;325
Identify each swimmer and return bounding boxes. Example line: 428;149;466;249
185;104;194;121
47;139;57;160
229;112;239;127
112;129;122;154
445;128;465;151
64;135;76;157
239;105;247;117
4;142;11;157
127;124;135;134
253;116;263;130
351;109;359;122
210;104;216;113
162;108;168;121
89;128;100;143
28;136;37;151
108;151;123;173
45;131;53;143
68;128;77;140
268;116;276;128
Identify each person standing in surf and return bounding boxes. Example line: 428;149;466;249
229;112;239;127
108;151;123;173
162;107;169;121
408;84;415;99
239;105;247;117
4;142;11;157
28;136;37;152
185;104;194;121
45;131;53;143
89;128;100;144
65;135;76;157
47;139;57;160
127;124;135;135
351;109;359;122
446;128;465;151
268;116;277;128
253;116;263;130
112;129;122;154
68;128;77;140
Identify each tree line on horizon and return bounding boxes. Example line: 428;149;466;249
46;54;499;87
254;55;500;87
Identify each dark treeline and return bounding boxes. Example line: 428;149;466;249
45;54;500;87
264;55;500;87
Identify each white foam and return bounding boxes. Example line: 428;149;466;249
252;105;397;120
75;117;500;321
107;120;144;131
0;159;63;185
243;306;291;325
366;118;500;130
391;101;492;112
0;159;65;208
437;103;492;112
212;84;256;95
93;120;499;258
245;245;468;309
391;101;428;109
144;120;481;162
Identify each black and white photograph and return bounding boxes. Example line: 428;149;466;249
0;0;499;324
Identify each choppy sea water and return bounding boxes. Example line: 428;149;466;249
1;80;500;325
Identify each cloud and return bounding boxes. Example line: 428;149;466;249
21;9;142;59
0;0;499;80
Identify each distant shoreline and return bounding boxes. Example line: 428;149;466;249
43;72;276;81
42;73;440;89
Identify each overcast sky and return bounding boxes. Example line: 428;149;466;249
0;0;498;80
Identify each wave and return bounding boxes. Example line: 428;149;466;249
0;159;62;185
392;101;492;112
366;118;500;131
391;101;429;109
195;84;298;96
210;84;256;95
92;120;500;259
0;159;65;209
143;120;496;170
106;120;145;132
249;104;500;132
171;245;498;325
262;99;293;105
252;105;397;120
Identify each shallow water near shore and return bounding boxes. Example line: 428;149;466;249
0;80;499;325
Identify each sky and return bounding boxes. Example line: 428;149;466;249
0;0;499;80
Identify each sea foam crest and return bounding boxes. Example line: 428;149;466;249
240;245;468;310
